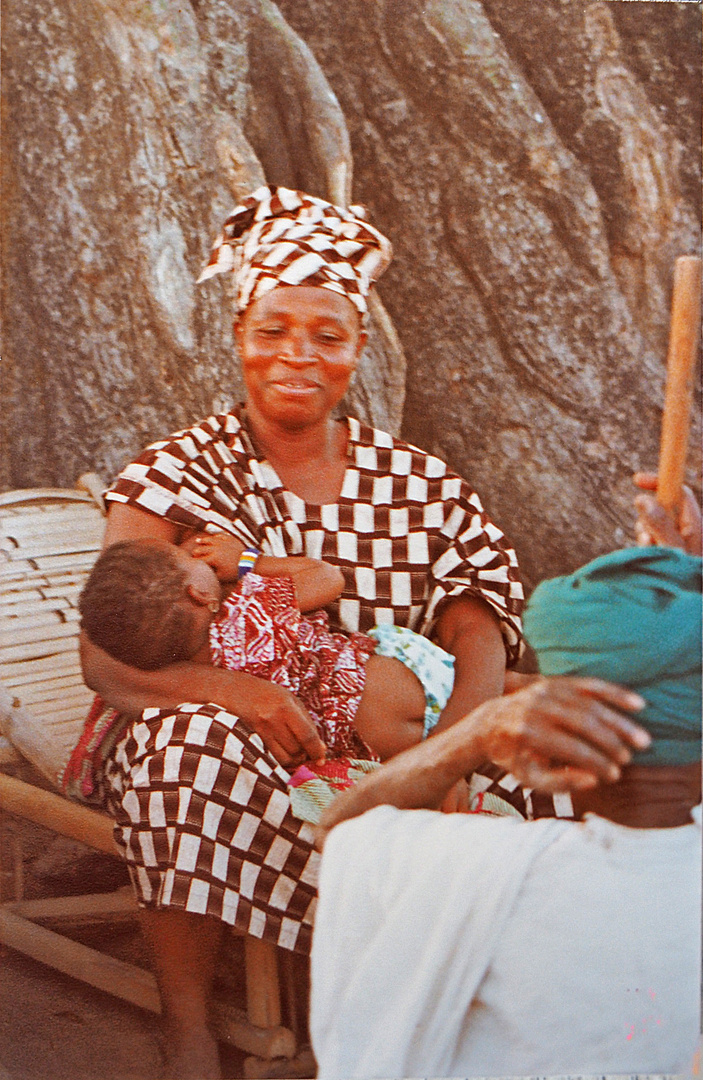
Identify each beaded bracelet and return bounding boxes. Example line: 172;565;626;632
237;548;260;579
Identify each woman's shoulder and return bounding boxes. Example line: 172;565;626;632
347;417;461;479
164;406;247;451
119;407;251;467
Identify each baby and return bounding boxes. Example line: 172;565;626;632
78;533;456;764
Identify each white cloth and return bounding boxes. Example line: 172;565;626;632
310;804;702;1079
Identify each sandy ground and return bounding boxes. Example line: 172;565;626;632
0;821;312;1080
0;947;163;1080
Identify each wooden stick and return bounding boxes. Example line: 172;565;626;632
245;936;282;1029
657;255;702;512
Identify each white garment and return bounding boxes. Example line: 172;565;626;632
310;804;702;1079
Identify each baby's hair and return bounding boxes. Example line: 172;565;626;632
79;540;198;670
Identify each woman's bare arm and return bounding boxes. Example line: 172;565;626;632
101;502;181;548
431;595;507;733
80;631;325;765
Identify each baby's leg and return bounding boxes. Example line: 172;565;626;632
355;627;456;761
354;654;426;761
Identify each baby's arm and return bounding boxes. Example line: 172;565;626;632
256;556;345;612
184;533;246;579
187;533;344;611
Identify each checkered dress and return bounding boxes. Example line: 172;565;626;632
100;408;538;952
106;408;524;650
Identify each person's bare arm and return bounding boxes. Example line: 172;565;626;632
101;502;182;548
314;677;650;849
188;532;345;611
425;595;507;809
431;595;507;734
79;632;325;765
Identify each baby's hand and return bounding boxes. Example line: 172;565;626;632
190;533;246;581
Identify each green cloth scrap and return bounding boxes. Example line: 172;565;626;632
524;547;702;766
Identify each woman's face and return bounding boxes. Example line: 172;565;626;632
234;286;367;430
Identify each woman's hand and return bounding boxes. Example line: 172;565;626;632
80;630;326;768
469;676;649;792
633;472;702;555
241;679;327;767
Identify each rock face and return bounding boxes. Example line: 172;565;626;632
2;0;700;590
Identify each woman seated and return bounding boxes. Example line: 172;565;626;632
79;185;649;1078
309;483;702;1078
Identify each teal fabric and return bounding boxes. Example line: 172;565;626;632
523;547;702;766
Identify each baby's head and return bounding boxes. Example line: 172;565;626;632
79;539;221;670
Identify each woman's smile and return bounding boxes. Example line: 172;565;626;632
269;377;323;395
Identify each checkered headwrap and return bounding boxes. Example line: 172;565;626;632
197;185;393;318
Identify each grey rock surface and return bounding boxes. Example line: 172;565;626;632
2;0;700;590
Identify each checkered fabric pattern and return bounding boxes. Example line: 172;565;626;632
100;703;319;953
99;707;574;953
197;186;393;318
466;761;575;821
106;407;524;662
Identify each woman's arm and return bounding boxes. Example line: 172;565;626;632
80;631;325;766
101;502;181;547
314;676;650;848
423;595;508;810
431;595;507;733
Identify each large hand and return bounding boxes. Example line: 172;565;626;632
314;676;650;847
470;676;650;792
633;472;702;555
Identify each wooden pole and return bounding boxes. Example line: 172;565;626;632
657;255;702;512
0;772;118;856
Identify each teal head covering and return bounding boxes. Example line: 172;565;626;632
523;548;702;766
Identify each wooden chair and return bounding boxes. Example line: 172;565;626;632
0;480;306;1077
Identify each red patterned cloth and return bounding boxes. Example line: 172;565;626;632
60;694;121;801
209;574;378;759
288;758;382;824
